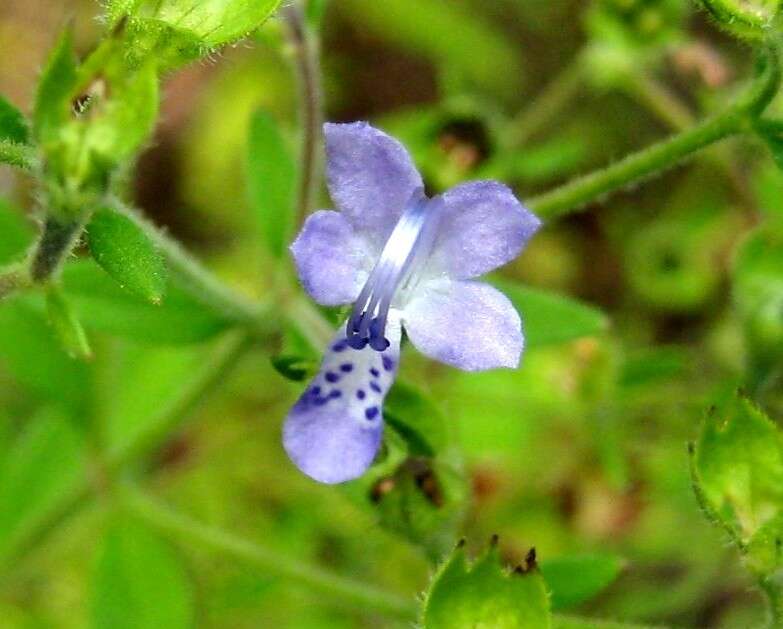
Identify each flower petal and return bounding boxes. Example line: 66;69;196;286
283;318;401;484
324;122;423;246
290;210;372;306
426;181;541;279
403;278;523;371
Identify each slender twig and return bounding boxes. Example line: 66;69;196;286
528;48;780;219
284;1;323;222
122;487;419;621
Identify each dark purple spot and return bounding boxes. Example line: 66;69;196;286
365;406;379;420
370;367;380;378
340;363;354;373
329;389;342;399
356;389;366;400
325;372;340;383
314;396;328;406
332;340;348;352
382;356;395;372
309;385;321;396
370;382;382;394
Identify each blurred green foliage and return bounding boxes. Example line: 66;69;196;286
0;0;782;627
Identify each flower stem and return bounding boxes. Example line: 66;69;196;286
528;47;780;219
284;1;323;222
122;487;418;621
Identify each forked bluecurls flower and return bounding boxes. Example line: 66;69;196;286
284;122;541;484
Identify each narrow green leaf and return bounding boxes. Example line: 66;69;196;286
0;95;29;144
88;207;167;303
92;516;194;629
423;540;551;628
33;28;78;144
691;393;783;548
540;554;625;610
490;277;609;347
0;406;86;562
45;286;92;360
247;109;296;258
61;259;229;344
271;354;317;382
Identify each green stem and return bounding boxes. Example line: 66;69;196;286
122;487;418;621
0;264;30;300
504;53;584;148
0;141;35;171
111;201;276;335
284;1;323;222
528;46;780;219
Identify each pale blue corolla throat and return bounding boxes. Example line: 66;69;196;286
346;189;438;352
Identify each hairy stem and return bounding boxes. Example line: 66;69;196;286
284;0;323;222
122;487;418;621
111;201;276;336
528;48;780;219
0;141;35;171
0;264;30;300
30;216;84;282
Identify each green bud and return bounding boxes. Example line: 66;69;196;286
697;0;782;42
87;207;167;303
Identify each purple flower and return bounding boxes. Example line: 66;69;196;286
283;122;541;484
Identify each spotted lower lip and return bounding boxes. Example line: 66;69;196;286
346;188;438;351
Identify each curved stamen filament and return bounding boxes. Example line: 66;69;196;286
347;190;438;350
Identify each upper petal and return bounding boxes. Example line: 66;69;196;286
324;122;423;246
283;318;401;484
426;181;541;279
402;278;523;371
290;210;372;306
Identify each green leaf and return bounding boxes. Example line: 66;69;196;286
271;354;317;382
423;540;551;628
691;393;783;548
87;207;167;303
552;616;665;629
540;554;624;610
0;298;90;411
33;28;78;144
385;380;448;457
759;124;783;172
45;286;92;360
0;198;33;264
92;516;194;629
247;109;296;258
490;277;609;347
0;406;86;562
61;259;229;344
108;0;284;67
0;95;29;144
